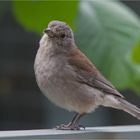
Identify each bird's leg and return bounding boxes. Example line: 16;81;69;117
56;113;85;130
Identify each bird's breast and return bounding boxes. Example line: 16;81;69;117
34;47;64;90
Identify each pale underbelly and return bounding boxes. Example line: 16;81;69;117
40;77;104;113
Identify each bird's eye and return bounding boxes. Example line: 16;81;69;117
60;34;65;38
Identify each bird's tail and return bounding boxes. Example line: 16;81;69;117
103;95;140;120
118;98;140;120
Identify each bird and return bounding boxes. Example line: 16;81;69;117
34;20;140;130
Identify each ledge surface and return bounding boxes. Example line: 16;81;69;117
0;125;140;139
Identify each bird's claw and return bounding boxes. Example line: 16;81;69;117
56;122;85;130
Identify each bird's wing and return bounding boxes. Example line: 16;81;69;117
68;48;124;98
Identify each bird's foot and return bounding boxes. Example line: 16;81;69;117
56;122;85;130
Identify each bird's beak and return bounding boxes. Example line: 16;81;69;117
44;28;54;37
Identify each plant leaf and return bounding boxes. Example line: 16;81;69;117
75;0;140;93
132;42;140;64
12;1;79;32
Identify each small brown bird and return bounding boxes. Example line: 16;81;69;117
34;20;140;130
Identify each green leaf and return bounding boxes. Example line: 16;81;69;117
12;1;79;32
75;0;140;92
132;43;140;64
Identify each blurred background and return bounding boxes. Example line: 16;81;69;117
0;1;140;130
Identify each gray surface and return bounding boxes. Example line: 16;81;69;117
0;125;140;139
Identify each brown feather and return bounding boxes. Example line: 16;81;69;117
68;48;124;98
